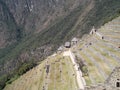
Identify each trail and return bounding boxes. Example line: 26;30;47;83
63;49;85;90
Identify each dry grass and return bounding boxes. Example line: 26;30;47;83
79;52;104;84
4;54;78;90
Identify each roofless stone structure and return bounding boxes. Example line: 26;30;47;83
105;67;120;90
90;26;97;35
90;26;104;40
71;37;78;45
65;42;71;48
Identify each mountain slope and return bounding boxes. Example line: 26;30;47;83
0;0;18;48
4;16;120;90
0;0;120;89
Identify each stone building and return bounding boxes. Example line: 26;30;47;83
57;46;64;53
71;37;78;45
90;26;97;35
90;26;104;40
65;42;71;48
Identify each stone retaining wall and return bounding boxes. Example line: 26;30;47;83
85;67;120;90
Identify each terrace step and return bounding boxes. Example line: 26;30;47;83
83;49;107;79
79;51;104;84
88;46;114;70
93;43;120;64
92;36;120;52
75;51;95;85
94;39;120;57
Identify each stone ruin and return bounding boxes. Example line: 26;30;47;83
90;26;104;40
105;67;120;90
85;67;120;90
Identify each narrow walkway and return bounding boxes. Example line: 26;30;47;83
63;49;85;90
76;51;96;85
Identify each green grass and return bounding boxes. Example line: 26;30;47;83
48;56;78;90
94;39;120;58
1;0;120;89
84;76;92;85
87;48;111;75
79;51;104;84
92;45;119;67
4;54;78;90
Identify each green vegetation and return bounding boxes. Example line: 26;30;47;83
74;15;120;86
0;75;8;90
0;0;120;89
0;60;37;90
92;45;119;67
82;66;88;76
75;56;88;76
79;52;104;83
87;48;111;75
4;55;78;90
17;61;37;76
84;76;91;85
6;75;19;85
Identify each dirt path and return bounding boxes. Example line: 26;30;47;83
63;49;85;90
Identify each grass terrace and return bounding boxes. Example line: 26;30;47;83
4;54;78;90
79;51;104;85
73;17;120;86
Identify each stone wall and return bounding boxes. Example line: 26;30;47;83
85;67;120;90
105;67;120;90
